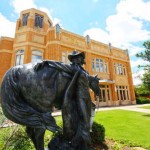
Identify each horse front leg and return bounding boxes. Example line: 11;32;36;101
26;126;37;149
34;128;45;150
26;126;45;150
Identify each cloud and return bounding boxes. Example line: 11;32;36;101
83;0;150;85
130;59;148;68
10;0;61;25
0;13;16;38
83;0;150;50
126;44;143;56
106;13;150;47
11;0;37;14
116;0;150;21
93;0;99;3
39;7;61;25
84;28;109;44
132;70;145;85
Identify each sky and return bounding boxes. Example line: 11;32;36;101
0;0;150;85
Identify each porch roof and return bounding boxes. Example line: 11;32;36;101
99;79;115;84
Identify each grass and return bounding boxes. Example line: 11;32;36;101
139;105;150;109
1;110;150;149
94;109;150;149
0;117;63;149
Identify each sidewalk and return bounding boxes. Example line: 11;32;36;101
96;103;150;114
52;104;150;116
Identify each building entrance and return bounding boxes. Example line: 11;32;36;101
96;85;111;107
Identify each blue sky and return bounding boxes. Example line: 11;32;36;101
0;0;150;85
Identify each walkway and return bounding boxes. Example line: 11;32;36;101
52;103;150;116
96;103;150;114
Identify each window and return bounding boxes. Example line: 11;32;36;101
35;14;44;28
62;51;71;64
92;58;108;73
22;13;29;26
32;50;42;63
116;86;129;101
114;63;126;75
15;50;24;66
99;85;111;102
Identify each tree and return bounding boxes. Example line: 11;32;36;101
136;41;150;66
136;41;150;89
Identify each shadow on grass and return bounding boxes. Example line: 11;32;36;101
142;114;150;117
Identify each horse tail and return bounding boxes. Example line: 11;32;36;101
1;67;60;132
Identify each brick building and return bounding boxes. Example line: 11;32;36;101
0;8;136;106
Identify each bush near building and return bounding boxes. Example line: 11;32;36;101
134;84;150;104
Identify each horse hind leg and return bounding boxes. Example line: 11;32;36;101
26;126;45;150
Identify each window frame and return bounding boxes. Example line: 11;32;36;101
15;50;24;66
31;50;43;63
34;14;44;28
114;63;126;75
61;51;72;64
116;85;129;101
92;58;108;73
99;85;111;102
22;13;29;26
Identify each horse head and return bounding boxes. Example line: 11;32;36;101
88;75;100;96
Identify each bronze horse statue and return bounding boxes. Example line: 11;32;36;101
1;60;100;150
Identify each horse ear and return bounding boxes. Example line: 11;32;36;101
95;74;100;80
95;74;98;78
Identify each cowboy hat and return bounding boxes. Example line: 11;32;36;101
68;50;85;61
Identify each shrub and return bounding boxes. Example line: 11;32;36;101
90;122;105;144
136;97;150;104
1;125;34;150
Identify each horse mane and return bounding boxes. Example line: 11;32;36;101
33;60;50;71
33;60;74;75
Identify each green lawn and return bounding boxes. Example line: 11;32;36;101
94;110;150;149
1;110;150;149
139;105;150;109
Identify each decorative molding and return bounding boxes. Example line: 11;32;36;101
91;43;110;55
13;42;45;49
115;76;128;84
16;34;26;42
32;35;44;44
111;56;129;62
60;43;85;51
85;35;90;44
0;49;13;53
112;49;128;60
55;24;60;34
0;37;14;41
61;34;85;49
31;46;44;52
46;41;61;48
16;27;47;35
14;47;26;52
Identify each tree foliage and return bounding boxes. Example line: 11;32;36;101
136;41;150;89
135;84;150;96
136;41;150;66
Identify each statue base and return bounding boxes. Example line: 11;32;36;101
48;134;93;150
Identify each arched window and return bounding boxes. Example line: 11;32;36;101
15;50;24;66
32;50;42;63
